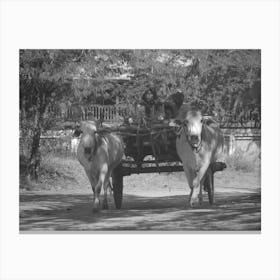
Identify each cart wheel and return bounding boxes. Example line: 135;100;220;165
112;164;124;209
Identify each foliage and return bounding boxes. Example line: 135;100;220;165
20;49;261;180
20;50;83;179
65;49;260;114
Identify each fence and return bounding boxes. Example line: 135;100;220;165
85;105;128;121
65;104;129;122
65;104;261;128
222;128;261;156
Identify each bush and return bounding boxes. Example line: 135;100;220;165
19;153;89;191
225;149;260;172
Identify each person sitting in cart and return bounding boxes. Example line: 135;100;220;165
163;89;185;119
141;88;158;119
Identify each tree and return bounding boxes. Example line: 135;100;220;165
20;50;81;180
20;49;261;181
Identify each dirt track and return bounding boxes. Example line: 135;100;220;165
20;170;261;231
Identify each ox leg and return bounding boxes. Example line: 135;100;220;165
93;166;108;212
93;175;104;212
198;176;206;206
198;185;203;205
182;163;196;207
102;171;113;210
190;160;210;207
85;171;99;211
102;178;109;210
92;178;102;212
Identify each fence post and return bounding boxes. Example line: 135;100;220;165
229;134;236;155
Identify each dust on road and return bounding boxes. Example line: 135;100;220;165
20;169;261;231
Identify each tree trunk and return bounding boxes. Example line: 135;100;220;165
27;109;42;181
27;90;46;181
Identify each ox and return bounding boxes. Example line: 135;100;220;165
172;105;224;207
77;121;124;211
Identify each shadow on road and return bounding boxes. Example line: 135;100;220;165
20;191;261;231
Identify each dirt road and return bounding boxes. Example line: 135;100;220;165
20;170;261;231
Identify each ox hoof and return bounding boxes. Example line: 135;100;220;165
189;197;199;208
198;194;203;205
92;200;100;213
102;200;108;210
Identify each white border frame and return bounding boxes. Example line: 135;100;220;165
1;0;280;279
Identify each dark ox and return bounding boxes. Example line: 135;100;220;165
77;121;124;211
171;105;224;207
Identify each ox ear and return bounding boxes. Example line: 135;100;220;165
169;119;181;127
202;116;217;126
202;115;211;123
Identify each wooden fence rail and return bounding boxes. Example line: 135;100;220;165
66;104;129;122
64;104;261;128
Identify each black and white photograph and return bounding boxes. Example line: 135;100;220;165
19;49;261;231
1;1;280;279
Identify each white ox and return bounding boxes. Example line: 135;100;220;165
172;105;224;207
77;121;124;211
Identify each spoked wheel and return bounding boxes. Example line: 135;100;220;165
111;164;124;209
204;169;214;205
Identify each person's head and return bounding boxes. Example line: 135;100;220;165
171;90;184;108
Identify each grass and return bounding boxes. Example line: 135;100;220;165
224;149;260;173
20;153;90;191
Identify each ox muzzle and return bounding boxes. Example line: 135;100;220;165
189;135;200;147
84;147;92;155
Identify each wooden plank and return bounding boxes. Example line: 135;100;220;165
122;165;184;175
